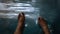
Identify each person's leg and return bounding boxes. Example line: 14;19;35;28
14;13;25;34
14;13;50;34
38;17;50;34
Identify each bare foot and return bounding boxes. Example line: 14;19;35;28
14;13;25;34
38;17;50;34
18;12;25;27
38;17;47;27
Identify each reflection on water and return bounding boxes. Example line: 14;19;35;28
0;0;54;34
0;0;41;34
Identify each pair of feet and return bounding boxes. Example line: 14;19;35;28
18;13;46;27
14;13;50;34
